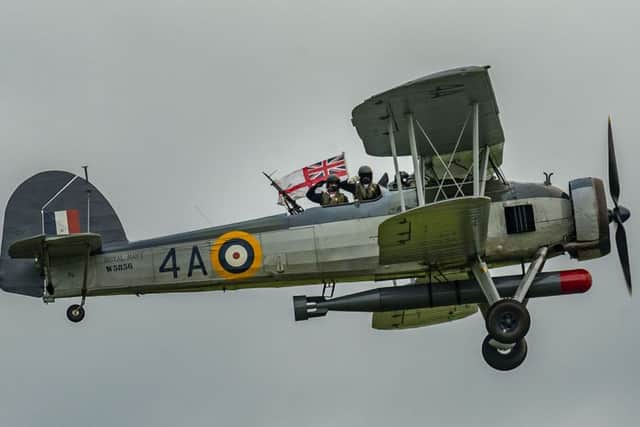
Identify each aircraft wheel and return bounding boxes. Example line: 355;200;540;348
66;304;85;323
481;335;527;371
485;299;530;343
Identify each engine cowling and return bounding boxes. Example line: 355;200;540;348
568;177;611;260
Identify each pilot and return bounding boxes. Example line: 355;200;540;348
306;174;349;206
340;165;381;201
394;171;411;189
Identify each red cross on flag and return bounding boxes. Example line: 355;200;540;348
275;153;349;203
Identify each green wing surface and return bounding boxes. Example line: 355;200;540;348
372;304;478;330
378;196;490;268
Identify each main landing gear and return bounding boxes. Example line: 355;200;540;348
481;336;528;371
485;299;530;344
471;247;547;371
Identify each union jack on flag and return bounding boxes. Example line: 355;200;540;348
303;153;348;183
275;153;349;203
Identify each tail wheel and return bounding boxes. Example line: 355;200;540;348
485;299;530;343
66;304;85;323
481;335;527;371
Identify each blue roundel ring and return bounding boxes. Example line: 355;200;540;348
218;238;255;274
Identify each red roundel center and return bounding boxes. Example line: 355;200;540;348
232;251;241;260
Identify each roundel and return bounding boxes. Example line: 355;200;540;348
210;231;262;280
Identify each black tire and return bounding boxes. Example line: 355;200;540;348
481;335;528;371
485;299;530;343
66;304;85;323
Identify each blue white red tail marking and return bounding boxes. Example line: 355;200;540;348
43;209;81;235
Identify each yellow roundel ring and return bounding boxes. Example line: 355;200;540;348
210;231;262;280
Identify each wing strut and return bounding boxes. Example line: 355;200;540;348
471;103;493;197
386;101;488;207
414;119;465;197
387;115;406;212
473;102;480;196
479;145;491;196
407;113;425;207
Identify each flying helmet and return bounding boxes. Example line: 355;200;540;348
326;174;340;193
358;165;373;185
399;171;410;188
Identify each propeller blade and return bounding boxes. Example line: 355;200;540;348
615;223;632;296
608;117;620;206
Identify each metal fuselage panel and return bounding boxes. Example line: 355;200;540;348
48;193;574;298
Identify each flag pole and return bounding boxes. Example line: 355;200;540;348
263;172;304;215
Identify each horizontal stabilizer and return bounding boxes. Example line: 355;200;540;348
378;196;490;268
9;233;102;259
372;304;478;330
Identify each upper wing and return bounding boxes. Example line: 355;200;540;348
378;196;490;268
351;66;504;171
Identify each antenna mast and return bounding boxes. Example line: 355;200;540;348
82;166;91;233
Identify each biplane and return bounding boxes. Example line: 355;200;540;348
0;66;631;371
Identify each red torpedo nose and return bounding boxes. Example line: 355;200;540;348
559;269;592;294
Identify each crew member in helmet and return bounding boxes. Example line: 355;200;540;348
306;174;349;206
391;171;411;190
340;165;382;201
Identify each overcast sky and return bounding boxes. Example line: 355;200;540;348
1;1;639;426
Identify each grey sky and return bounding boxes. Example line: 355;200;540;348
1;1;638;426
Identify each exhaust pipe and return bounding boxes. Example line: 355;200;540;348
293;269;591;321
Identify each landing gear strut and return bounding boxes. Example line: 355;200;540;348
66;243;91;324
472;247;547;370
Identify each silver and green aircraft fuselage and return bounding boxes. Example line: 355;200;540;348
12;179;577;299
